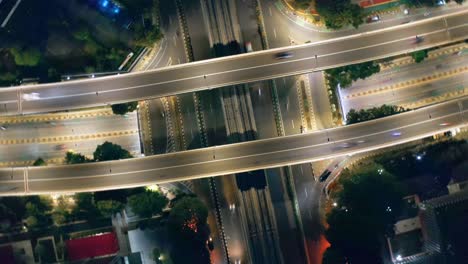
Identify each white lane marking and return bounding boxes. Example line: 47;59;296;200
178;58;181;64
1;0;22;28
304;187;308;197
144;39;168;70
273;28;277;39
24;27;465;102
173;35;177;46
291;119;295;128
18;110;468;184
259;88;262;96
269;7;272;17
167;57;172;67
300;166;303;175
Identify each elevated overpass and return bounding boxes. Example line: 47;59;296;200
0;11;467;116
1;96;466;196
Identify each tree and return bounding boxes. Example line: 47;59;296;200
52;212;67;226
152;247;161;262
324;168;404;263
33;158;46;166
65;151;91;164
346;105;407;124
128;191;168;218
96;200;124;218
93;141;133;161
9;47;42;66
294;0;311;9
315;0;364;29
411;50;428;63
167;196;211;264
25;215;38;228
111;102;138;115
326;61;380;89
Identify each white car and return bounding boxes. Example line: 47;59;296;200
22;92;40;101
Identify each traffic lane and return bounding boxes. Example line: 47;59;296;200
13;12;462;98
0;168;26;196
342;52;468;95
24;111;463;195
343;74;467;112
0;134;141;162
19;22;464;116
25;96;465;173
0;113;138;140
20;98;467;194
6;21;466;114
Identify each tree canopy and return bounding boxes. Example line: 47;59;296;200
167;196;211;264
128;191;168;218
9;47;42;66
33;158;47;166
346;105;407;124
65;151;91;164
324;168;404;263
93;141;133;161
96;200;124;218
326;61;380;89
315;0;364;29
111;102;138;115
411;50;428;63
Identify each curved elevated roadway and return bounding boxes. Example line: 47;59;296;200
1;96;467;196
0;11;467;116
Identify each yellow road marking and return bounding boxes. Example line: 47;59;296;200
346;65;468;99
0;130;139;145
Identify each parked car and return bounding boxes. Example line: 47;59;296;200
245;41;253;53
319;170;332;182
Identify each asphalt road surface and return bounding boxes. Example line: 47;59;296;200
1;11;466;116
0;96;466;196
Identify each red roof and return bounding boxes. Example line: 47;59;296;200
0;245;15;264
66;232;119;261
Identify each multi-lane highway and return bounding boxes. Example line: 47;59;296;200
0;109;141;165
0;96;466;196
0;11;466;116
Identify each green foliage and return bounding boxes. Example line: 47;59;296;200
411;50;428;63
167;196;211;264
25;215;38;228
294;0;311;9
93;141;133;161
33;158;47;166
315;0;364;29
114;0;153;13
65;151;91;164
152;247;161;261
134;26;164;47
326;61;380;89
346;104;407;124
9;47;42;66
72;27;91;41
128;191;168;218
375;139;468;199
322;246;346;264
52;212;67;225
325;169;404;263
111;102;138;115
96;200;124;217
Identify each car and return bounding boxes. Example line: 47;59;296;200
367;15;380;23
319;170;332;182
414;35;424;44
22;92;40;101
207;237;214;251
391;131;402;137
0;125;6;130
275;51;293;59
403;9;409;15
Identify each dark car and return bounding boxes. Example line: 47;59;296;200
319;170;332;182
275;51;293;59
